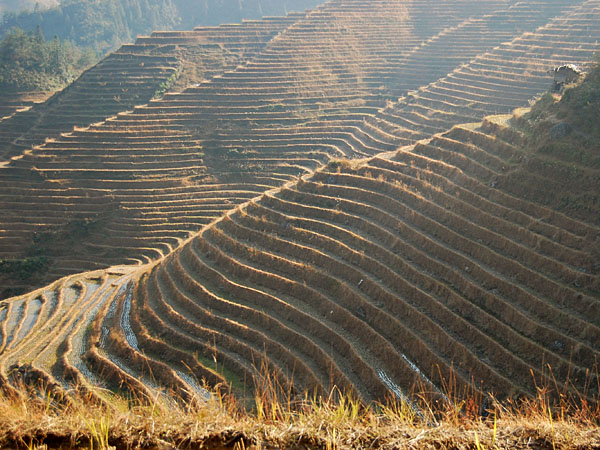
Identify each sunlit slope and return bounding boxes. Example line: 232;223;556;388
1;0;597;299
367;0;600;145
0;92;53;122
0;267;143;399
123;81;599;402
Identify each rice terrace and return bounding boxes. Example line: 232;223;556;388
0;0;599;448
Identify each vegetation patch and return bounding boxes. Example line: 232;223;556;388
29;217;104;258
153;70;180;99
0;256;48;281
0;26;97;91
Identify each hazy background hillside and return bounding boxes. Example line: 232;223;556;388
0;0;325;53
0;0;59;15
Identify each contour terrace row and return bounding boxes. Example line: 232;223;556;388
0;92;53;123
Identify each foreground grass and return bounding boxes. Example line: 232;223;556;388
1;383;599;450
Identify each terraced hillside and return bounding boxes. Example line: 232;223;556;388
114;71;599;401
0;0;599;404
0;92;53;122
2;83;598;403
0;13;309;161
2;0;599;299
130;117;599;403
365;2;600;146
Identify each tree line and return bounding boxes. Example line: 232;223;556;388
0;0;324;91
1;0;180;53
0;0;324;54
0;25;96;90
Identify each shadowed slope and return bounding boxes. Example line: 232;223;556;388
504;67;600;226
0;92;53;122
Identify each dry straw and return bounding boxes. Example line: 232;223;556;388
0;363;598;449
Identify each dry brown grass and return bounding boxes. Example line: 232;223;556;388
1;371;599;450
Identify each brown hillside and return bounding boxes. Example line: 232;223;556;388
0;0;598;412
113;108;597;402
504;66;600;226
0;13;307;161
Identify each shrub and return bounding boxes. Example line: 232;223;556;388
153;70;179;99
0;256;48;280
0;26;98;91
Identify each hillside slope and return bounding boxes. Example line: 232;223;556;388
0;1;326;127
119;68;599;402
1;56;598;405
1;0;599;298
506;66;600;225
